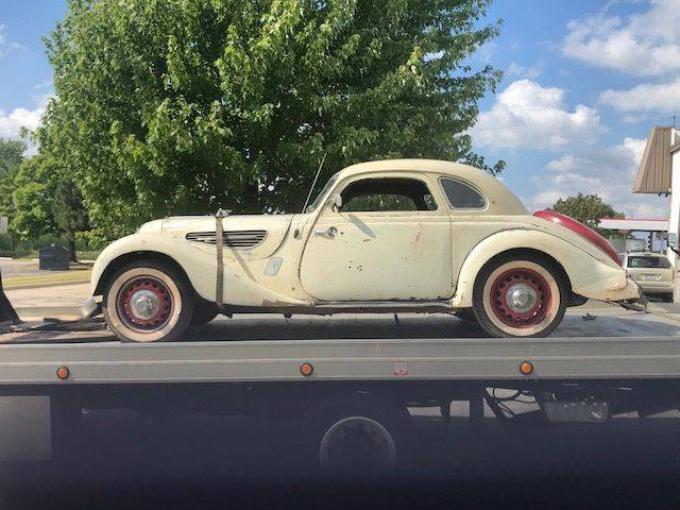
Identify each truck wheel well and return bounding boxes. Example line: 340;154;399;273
480;248;573;294
94;252;193;296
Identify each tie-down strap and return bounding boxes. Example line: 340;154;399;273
215;209;231;310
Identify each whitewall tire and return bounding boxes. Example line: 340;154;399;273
103;260;194;342
473;254;567;338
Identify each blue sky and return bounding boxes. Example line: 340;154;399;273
1;0;679;217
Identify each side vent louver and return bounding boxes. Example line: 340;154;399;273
186;230;268;249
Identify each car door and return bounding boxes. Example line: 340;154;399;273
299;173;453;302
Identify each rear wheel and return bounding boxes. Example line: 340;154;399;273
103;260;194;342
473;254;567;338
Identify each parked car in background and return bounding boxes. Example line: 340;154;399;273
86;159;643;342
623;252;675;302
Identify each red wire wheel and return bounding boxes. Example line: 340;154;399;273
103;261;193;343
489;268;551;328
117;276;174;331
476;256;566;338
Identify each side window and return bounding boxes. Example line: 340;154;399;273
440;178;486;209
340;178;437;212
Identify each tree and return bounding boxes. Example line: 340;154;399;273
551;193;624;233
12;155;89;261
461;153;506;177
37;0;502;238
0;138;26;220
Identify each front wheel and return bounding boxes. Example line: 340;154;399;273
103;260;194;342
473;254;567;338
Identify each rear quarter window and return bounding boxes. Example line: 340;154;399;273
440;178;486;209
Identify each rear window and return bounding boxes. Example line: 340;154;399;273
627;256;672;269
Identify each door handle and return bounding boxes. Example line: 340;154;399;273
314;226;337;238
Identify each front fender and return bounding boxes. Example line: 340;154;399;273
90;234;212;297
452;229;634;308
90;233;309;307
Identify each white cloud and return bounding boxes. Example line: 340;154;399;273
0;95;50;154
562;0;680;76
506;62;543;80
0;24;27;58
0;107;43;139
472;79;603;150
599;78;680;112
529;137;669;218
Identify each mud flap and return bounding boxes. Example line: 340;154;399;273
0;269;20;325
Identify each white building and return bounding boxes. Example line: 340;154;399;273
633;126;680;300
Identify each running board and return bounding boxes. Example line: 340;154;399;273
225;301;453;315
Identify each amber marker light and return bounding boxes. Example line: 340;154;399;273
56;366;70;380
300;362;314;377
519;361;534;376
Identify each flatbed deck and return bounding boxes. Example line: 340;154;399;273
1;307;680;386
1;335;680;386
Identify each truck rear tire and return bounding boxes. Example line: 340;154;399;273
103;260;194;343
305;397;411;476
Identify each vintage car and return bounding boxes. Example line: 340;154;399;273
86;159;642;342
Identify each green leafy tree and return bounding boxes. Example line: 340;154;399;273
462;153;506;176
12;155;89;261
37;0;503;237
0;138;27;220
551;193;624;233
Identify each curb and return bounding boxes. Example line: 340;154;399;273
15;306;82;321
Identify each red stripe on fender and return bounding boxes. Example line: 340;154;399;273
533;210;621;266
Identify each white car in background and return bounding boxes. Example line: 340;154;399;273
623;252;675;302
86;159;643;342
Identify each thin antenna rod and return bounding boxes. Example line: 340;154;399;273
302;153;327;213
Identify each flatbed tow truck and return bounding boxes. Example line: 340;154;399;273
3;272;680;474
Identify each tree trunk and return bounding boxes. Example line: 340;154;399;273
68;237;77;263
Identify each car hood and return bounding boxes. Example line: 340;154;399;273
138;214;295;234
138;214;296;259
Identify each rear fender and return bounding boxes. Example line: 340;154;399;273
452;229;630;308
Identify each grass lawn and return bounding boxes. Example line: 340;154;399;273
3;266;92;290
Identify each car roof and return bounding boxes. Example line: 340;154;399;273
626;252;666;257
335;159;528;215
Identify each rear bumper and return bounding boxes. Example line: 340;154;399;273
603;277;643;302
635;281;675;294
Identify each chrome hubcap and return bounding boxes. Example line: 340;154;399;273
506;283;538;313
129;289;160;320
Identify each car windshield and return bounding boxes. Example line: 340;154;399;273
305;174;338;213
627;255;672;269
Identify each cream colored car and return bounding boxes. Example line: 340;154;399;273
87;159;641;342
624;252;675;302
